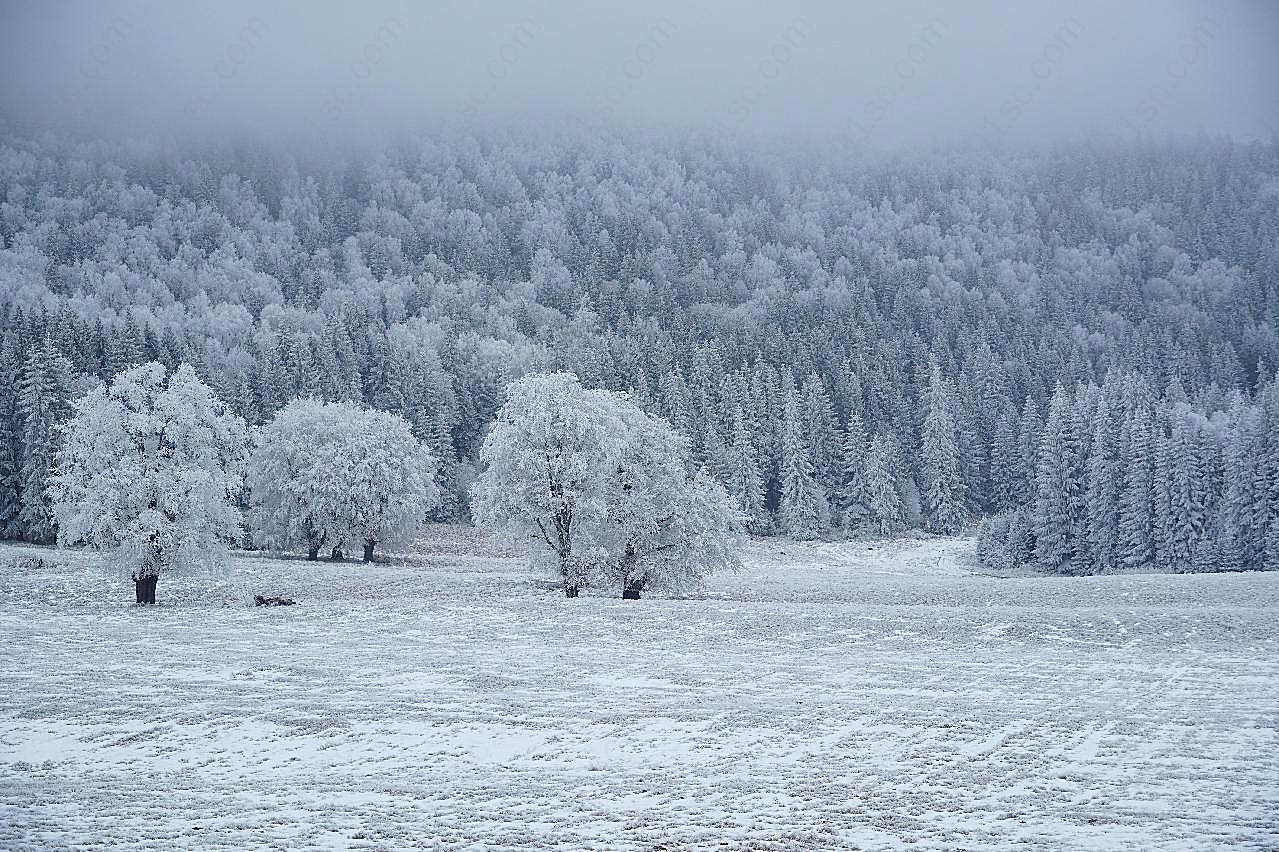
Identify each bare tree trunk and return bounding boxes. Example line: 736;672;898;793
134;575;157;604
307;546;320;561
622;579;643;600
330;545;344;561
363;539;375;562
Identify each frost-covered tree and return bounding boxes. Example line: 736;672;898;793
248;399;350;560
837;411;871;531
779;392;829;540
18;340;78;543
51;363;249;604
862;434;906;536
472;373;629;597
339;407;441;562
0;331;22;539
1033;384;1082;573
1117;402;1156;568
601;406;743;598
920;362;966;534
249;399;440;562
723;402;766;533
474;372;742;598
801;372;839;486
1084;383;1124;572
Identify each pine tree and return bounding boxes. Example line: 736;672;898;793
779;393;828;539
0;417;20;539
1015;395;1043;504
0;329;22;538
1032;384;1082;573
920;362;966;533
863;434;906;536
1261;380;1279;571
1084;382;1123;573
1218;397;1258;570
1117;402;1156;568
1164;414;1214;572
801;372;839;491
723;403;766;532
837;411;871;530
988;396;1021;512
17;340;77;543
1151;419;1176;570
108;315;145;376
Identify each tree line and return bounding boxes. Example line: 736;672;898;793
2;130;1277;573
979;373;1279;574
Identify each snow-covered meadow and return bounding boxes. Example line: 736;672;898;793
1;528;1276;850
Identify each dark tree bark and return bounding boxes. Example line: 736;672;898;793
307;546;320;561
622;579;643;600
135;575;157;604
363;539;375;563
330;545;344;561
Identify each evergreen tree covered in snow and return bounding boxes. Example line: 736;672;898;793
920;362;966;534
837;411;871;531
1033;385;1083;573
779;392;829;540
0;332;22;539
723;402;766;533
862;434;906;536
17;339;78;543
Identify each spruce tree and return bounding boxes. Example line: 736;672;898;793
837;411;871;530
1117;403;1155;568
1084;382;1123;572
920;362;966;533
779;393;828;540
1032;384;1081;572
17;340;76;543
1016;395;1043;504
0;330;22;538
863;434;906;536
1261;380;1279;571
724;403;766;532
801;372;839;490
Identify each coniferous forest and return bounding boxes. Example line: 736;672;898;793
2;130;1278;574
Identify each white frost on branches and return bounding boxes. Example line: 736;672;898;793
472;372;742;597
52;362;249;579
248;399;441;559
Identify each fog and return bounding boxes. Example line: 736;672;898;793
2;0;1276;149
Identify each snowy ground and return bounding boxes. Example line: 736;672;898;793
1;529;1277;850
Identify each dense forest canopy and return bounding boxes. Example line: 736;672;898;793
1;129;1277;569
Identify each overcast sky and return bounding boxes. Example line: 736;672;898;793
1;0;1275;149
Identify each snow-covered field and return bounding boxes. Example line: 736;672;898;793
1;529;1276;851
